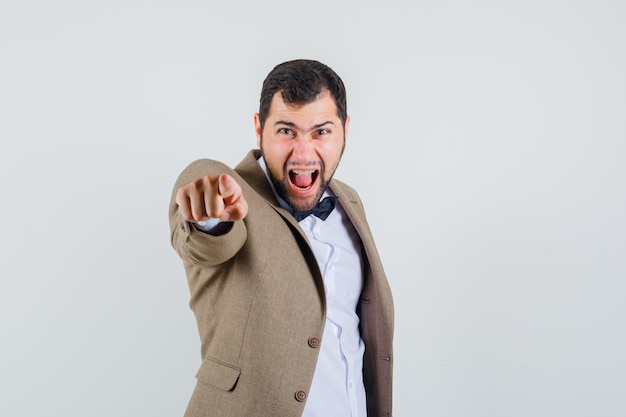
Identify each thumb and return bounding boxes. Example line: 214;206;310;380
217;174;248;221
217;174;239;200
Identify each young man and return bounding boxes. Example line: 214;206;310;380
169;59;393;417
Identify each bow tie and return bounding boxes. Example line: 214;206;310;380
292;196;338;222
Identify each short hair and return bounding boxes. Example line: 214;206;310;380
258;59;348;130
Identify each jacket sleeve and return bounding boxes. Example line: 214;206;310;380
169;159;247;266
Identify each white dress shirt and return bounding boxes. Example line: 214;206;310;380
296;194;366;417
196;157;367;416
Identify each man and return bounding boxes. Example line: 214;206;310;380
169;59;393;417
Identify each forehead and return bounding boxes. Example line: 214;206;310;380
267;90;339;121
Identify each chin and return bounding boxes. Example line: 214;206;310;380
289;193;322;211
282;183;326;211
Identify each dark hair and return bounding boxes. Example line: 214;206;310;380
258;59;348;130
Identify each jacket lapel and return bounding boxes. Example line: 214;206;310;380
235;149;326;299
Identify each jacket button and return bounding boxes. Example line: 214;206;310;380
308;337;320;348
295;391;307;402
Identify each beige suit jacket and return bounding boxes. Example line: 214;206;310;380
169;150;394;417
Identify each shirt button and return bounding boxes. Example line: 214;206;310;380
308;337;320;348
295;391;307;402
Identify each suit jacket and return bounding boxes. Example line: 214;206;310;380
169;149;394;417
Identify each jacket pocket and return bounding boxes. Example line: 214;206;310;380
195;356;241;392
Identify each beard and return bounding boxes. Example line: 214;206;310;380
260;136;345;212
266;159;330;212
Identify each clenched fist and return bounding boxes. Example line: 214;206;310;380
175;174;248;222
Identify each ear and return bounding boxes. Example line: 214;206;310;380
344;115;351;142
254;113;262;147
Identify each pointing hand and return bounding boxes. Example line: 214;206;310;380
175;174;248;222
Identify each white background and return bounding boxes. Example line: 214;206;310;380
1;1;625;416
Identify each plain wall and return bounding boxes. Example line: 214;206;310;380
1;1;625;416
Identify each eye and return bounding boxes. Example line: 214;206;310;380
317;128;329;135
278;128;294;135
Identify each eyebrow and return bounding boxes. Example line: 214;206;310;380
273;120;335;131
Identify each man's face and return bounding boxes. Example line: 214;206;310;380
255;90;349;211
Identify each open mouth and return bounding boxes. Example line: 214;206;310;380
289;169;319;191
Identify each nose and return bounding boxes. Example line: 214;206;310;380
292;136;316;160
